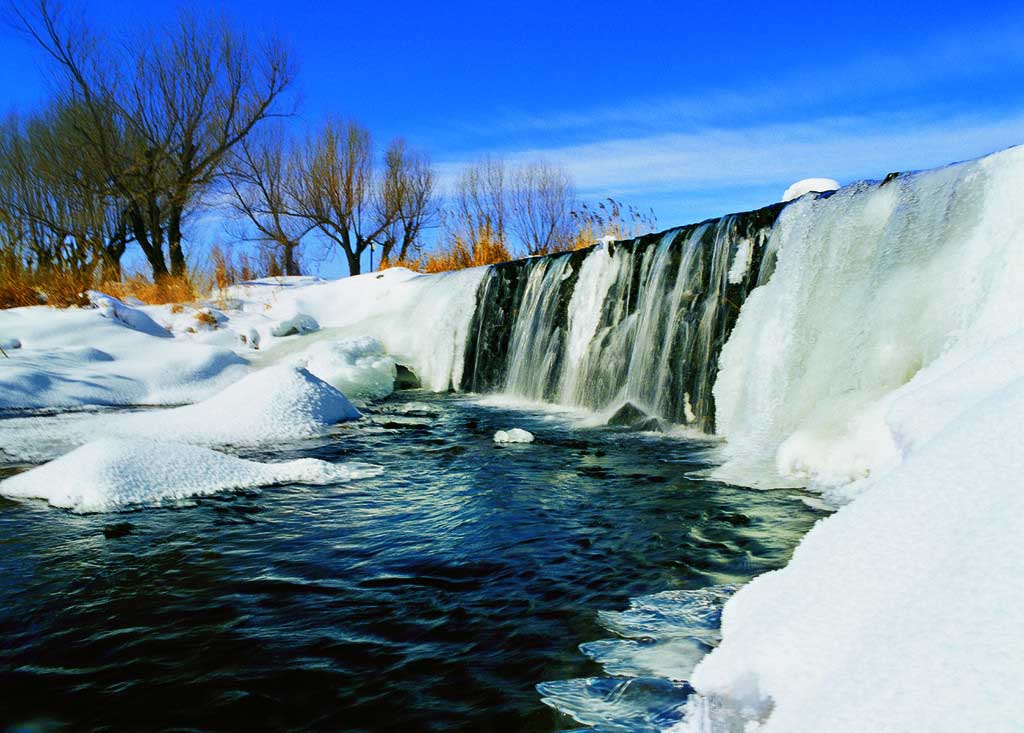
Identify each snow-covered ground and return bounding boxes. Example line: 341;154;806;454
0;266;484;509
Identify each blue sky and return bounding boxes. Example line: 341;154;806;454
2;0;1023;274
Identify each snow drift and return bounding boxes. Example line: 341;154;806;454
0;302;246;409
0;437;382;513
114;365;361;445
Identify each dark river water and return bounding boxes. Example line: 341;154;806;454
0;393;824;732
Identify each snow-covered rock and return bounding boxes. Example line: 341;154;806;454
0;437;382;513
780;177;839;202
89;292;172;338
494;428;534;444
287;336;397;400
270;313;320;337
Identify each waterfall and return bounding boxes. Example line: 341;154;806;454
461;203;784;431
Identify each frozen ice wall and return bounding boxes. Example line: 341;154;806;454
713;145;1024;490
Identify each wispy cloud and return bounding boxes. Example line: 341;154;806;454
436;109;1024;222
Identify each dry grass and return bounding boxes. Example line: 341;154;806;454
0;268;93;308
194;310;218;328
100;273;197;305
422;231;512;273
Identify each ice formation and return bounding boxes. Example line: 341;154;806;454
780;177;839;202
0;437;382;513
493;428;535;444
714;146;1024;492
286;336;397;400
270;313;320;337
678;146;1024;731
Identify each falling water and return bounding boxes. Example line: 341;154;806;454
462;203;784;431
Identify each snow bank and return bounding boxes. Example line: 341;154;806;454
286;336;396;400
117;365;360;446
0;437;382;513
679;367;1024;732
228;267;486;391
493;428;534;444
780;177;839;202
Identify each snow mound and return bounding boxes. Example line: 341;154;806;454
118;365;361;445
0;437;382;513
680;371;1024;732
270;313;320;337
287;337;397;400
780;177;839;202
89;292;171;338
494;428;534;444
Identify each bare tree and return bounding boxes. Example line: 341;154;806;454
449;157;508;250
294;119;434;275
224;124;310;275
14;0;294;279
378;139;436;264
508;161;576;255
0;103;129;279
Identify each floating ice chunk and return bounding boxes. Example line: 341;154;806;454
0;437;382;513
118;365;361;445
780;177;839;202
581;637;710;681
270;313;320;337
493;428;534;444
537;676;693;732
89;292;171;338
288;337;397;400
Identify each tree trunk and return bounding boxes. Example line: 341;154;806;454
129;206;169;279
283;243;300;276
344;247;361;276
103;244;125;281
168;205;187;277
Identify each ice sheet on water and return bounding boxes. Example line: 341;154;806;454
580;637;709;681
537;676;693;733
539;585;736;732
597;585;735;644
